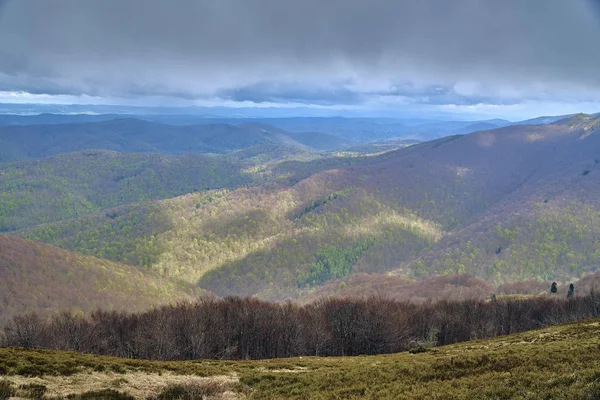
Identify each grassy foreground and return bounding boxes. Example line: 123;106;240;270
1;319;600;399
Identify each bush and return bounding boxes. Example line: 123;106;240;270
408;346;430;354
67;389;134;400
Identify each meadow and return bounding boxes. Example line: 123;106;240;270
1;318;600;399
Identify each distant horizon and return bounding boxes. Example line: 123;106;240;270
0;100;594;122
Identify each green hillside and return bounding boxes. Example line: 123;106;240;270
0;150;253;232
0;146;370;233
1;318;600;399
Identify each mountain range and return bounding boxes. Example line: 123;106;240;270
0;118;358;163
0;112;571;146
1;112;597;312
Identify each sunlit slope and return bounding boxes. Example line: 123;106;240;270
0;235;195;322
1;145;372;233
0;150;254;232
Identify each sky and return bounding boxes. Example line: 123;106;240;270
1;0;600;120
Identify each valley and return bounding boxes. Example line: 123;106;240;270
2;2;599;397
2;114;596;303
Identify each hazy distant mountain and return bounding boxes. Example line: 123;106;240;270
0;112;565;145
0;118;353;163
239;122;355;151
0;113;124;125
514;114;575;125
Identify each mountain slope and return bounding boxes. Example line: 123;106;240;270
16;114;600;300
0;235;194;322
0;150;255;232
1;146;373;234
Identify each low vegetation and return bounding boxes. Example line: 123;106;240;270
1;317;600;398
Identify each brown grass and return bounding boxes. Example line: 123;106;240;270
5;372;239;400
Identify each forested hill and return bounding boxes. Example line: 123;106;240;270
17;114;600;300
0;235;194;322
0;118;354;163
0;150;255;232
0;146;378;233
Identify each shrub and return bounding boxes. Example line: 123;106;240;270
408;346;430;354
67;389;134;400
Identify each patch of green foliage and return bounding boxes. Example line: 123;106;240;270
297;238;376;287
416;203;600;284
0;151;252;232
294;189;352;220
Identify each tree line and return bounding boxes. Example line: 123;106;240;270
2;293;600;361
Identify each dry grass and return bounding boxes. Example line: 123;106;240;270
4;372;240;400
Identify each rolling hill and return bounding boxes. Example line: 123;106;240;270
13;113;600;301
0;235;194;323
0;146;373;234
0;150;253;232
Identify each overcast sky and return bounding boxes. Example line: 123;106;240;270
1;0;600;119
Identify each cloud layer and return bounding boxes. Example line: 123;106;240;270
1;0;600;116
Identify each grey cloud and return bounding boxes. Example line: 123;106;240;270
0;0;599;106
219;81;365;105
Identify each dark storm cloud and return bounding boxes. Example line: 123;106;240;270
0;0;599;105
